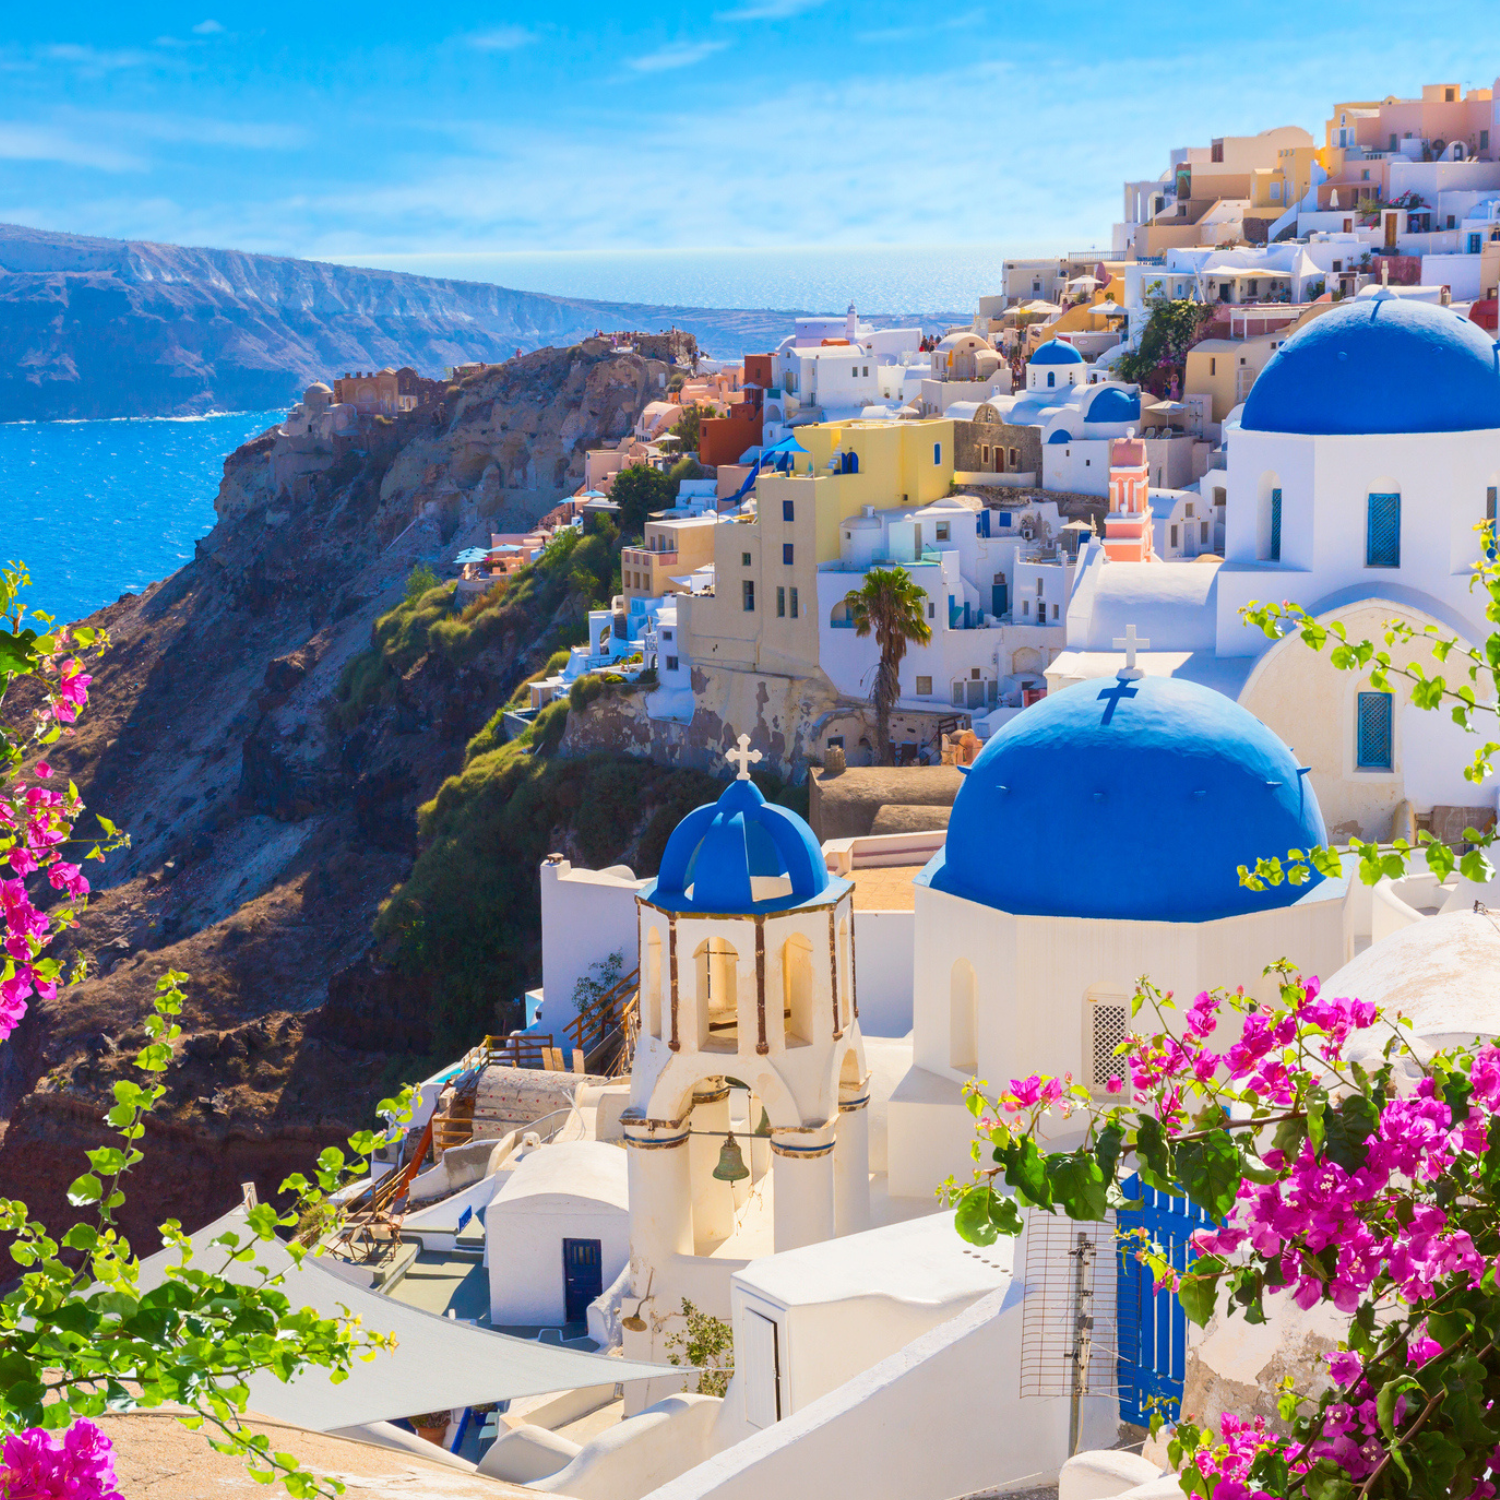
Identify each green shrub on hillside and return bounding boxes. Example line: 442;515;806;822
405;562;441;602
374;705;804;1062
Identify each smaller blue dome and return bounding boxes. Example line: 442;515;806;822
1030;341;1085;366
1242;294;1500;436
647;777;834;915
1047;428;1072;444
1086;388;1141;424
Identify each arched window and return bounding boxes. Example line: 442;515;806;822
645;929;663;1039
783;934;815;1047
837;919;851;1030
1366;492;1401;568
949;959;977;1072
695;938;739;1050
1257;475;1282;562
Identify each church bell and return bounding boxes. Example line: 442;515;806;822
712;1131;750;1183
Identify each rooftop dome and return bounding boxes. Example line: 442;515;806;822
1086;387;1141;424
1241;293;1500;436
926;674;1328;922
648;776;834;915
1030;341;1086;366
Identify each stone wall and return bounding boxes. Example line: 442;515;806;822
953;419;1043;478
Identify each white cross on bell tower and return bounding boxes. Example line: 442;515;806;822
727;733;762;780
1113;623;1150;681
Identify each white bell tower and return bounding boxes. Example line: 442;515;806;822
619;739;870;1375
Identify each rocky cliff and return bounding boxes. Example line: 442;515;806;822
0;223;808;421
0;340;728;1247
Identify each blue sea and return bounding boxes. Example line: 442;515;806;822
1;411;285;627
340;243;1042;317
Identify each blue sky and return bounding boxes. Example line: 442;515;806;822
4;4;1500;276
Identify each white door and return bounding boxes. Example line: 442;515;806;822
741;1310;782;1428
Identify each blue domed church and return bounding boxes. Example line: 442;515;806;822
885;670;1348;1197
1060;289;1500;845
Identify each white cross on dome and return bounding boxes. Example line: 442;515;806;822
727;733;762;780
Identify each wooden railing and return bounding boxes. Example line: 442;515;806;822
564;968;640;1071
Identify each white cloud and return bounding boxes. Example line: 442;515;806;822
467;25;536;51
39;44;159;73
625;40;728;73
715;0;823;19
859;9;983;43
0;123;142;172
191;19;225;34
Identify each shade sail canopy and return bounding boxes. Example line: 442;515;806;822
453;548;490;563
133;1210;685;1431
761;435;809;456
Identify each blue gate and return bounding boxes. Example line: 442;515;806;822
1115;1174;1211;1425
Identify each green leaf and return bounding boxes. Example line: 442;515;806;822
1003;1138;1051;1208
65;1174;103;1206
954;1186;1020;1244
0;627;39;677
1175;1129;1239;1221
1321;1092;1379;1174
1178;1259;1223;1327
1135;1115;1175;1193
1046;1153;1108;1221
1094;1122;1123;1182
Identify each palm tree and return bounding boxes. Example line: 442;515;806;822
843;566;932;766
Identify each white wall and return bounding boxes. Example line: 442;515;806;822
1041;439;1113;496
1216;426;1500;658
640;1286;1117;1500
893;882;1347;1195
539;860;647;1034
487;1198;631;1325
851;912;914;1038
1420;252;1484;299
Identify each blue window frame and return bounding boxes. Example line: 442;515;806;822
1367;492;1400;567
1046;371;1056;388
782;543;794;565
742;580;755;611
782;499;795;521
776;586;785;618
1269;487;1282;562
933;442;942;465
1356;691;1393;770
1487;487;1497;560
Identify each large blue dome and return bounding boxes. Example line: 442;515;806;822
1241;293;1500;436
1030;340;1085;366
925;675;1328;922
647;776;836;915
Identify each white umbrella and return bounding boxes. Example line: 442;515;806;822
1020;299;1062;314
1090;301;1128;316
1067;274;1102;289
1147;400;1189;415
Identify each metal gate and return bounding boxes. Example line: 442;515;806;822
1115;1174;1210;1426
562;1238;603;1325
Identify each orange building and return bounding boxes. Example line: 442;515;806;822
700;389;763;466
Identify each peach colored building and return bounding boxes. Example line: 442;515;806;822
1101;439;1154;563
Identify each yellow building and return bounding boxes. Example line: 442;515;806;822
679;420;956;679
1184;304;1335;423
620;515;720;602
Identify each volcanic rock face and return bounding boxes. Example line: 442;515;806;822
0;342;661;1247
0;222;802;420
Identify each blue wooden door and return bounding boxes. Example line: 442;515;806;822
1115;1175;1210;1425
562;1238;603;1324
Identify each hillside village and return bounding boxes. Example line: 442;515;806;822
30;75;1500;1500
